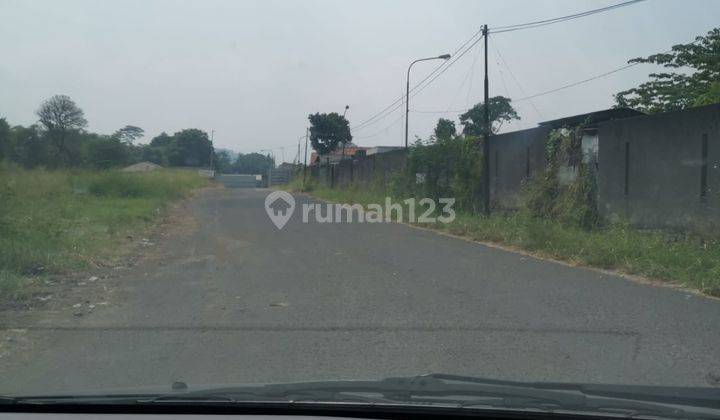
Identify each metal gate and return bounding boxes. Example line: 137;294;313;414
269;168;291;186
218;174;259;188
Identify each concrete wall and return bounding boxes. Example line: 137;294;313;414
488;126;551;209
310;149;408;189
308;104;720;233
598;103;720;232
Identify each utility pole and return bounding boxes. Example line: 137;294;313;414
341;105;350;160
210;129;215;171
303;127;309;189
405;68;410;148
482;24;491;216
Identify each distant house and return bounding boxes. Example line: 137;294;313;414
366;146;404;156
277;162;299;171
310;143;369;165
310;143;406;165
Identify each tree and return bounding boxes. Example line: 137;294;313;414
213;150;233;173
0;118;10;162
9;125;47;168
434;118;456;142
113;125;144;144
36;95;88;165
615;27;720;113
149;132;173;147
166;128;213;167
459;96;519;137
233;152;274;174
88;137;130;169
694;81;720;107
141;146;167;166
308;112;352;155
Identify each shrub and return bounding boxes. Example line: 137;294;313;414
524;126;600;230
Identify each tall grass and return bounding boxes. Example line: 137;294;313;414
290;181;720;297
0;166;208;302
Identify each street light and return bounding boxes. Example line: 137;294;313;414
405;54;451;148
342;105;350;160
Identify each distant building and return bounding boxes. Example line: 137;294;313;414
277;162;299;171
366;146;404;156
310;143;369;165
310;143;406;165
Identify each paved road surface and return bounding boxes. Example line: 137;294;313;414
1;188;719;395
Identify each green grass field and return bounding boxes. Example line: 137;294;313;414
0;166;208;303
288;179;720;297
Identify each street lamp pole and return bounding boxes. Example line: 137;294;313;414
405;54;451;148
341;105;350;160
210;129;215;170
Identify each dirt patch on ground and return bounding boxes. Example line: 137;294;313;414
0;190;206;320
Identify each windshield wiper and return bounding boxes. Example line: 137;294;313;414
7;374;720;419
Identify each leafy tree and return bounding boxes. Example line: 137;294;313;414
213;150;233;173
0;118;10;162
36;95;88;165
615;27;720;113
233;152;274;174
114;125;144;144
308;112;352;155
9;125;47;168
693;81;720;107
459;96;519;137
434;118;456;141
149;132;173;147
141;146;167;165
88;137;130;169
167;128;213;167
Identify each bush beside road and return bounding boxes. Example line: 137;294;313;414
0;166;208;304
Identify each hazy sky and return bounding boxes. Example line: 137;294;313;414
1;0;718;162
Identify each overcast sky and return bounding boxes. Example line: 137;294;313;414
1;0;718;162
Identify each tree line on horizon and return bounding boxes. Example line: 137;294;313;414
0;95;216;171
0;95;277;175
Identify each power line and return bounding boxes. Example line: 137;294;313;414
410;34;701;115
410;109;467;114
351;27;484;132
514;62;640;102
355;112;404;139
344;0;646;136
367;32;486;140
490;37;544;120
409;60;642;114
444;43;480;112
489;0;645;34
492;49;522;130
408;34;486;101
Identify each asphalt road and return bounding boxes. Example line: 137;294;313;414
1;187;720;395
